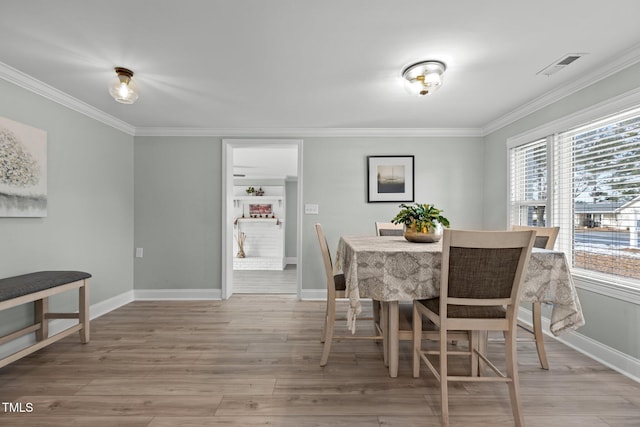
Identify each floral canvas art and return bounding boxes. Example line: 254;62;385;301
0;117;47;217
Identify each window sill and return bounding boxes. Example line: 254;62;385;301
572;270;640;305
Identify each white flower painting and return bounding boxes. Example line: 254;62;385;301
0;117;47;217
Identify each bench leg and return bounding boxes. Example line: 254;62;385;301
34;297;49;341
79;280;90;343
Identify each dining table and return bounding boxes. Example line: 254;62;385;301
334;234;586;377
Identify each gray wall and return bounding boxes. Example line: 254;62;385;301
133;135;484;293
299;136;484;290
0;79;134;336
285;179;298;260
483;62;640;358
134;136;221;290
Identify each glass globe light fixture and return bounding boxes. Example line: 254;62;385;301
401;60;446;96
109;67;139;104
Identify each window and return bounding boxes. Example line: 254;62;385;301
509;137;549;227
509;106;640;287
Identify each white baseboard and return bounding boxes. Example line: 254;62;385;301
91;290;135;318
518;306;640;383
134;288;222;300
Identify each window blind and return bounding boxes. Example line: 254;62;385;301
554;107;640;283
509;137;548;227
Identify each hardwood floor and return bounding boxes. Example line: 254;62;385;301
1;295;639;426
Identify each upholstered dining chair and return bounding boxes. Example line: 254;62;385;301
375;221;404;236
315;223;384;366
412;229;536;427
511;225;560;370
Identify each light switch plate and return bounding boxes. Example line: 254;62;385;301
304;204;319;214
135;248;144;258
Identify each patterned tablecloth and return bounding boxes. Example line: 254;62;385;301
334;235;585;336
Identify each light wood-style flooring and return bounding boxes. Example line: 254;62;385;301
1;296;639;426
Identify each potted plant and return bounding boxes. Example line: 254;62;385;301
245;186;256;195
391;203;450;243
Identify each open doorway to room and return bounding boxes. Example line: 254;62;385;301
222;139;302;298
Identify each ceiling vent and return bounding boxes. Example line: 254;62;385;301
537;53;587;76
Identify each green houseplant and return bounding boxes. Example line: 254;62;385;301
391;203;450;242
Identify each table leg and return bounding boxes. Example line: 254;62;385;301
388;301;399;378
381;302;389;367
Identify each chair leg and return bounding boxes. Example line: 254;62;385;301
320;299;329;343
505;328;525;427
532;302;549;370
470;330;478;377
439;330;449;427
320;299;336;366
372;299;381;336
477;330;488;376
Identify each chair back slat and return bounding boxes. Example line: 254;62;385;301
511;225;559;250
440;230;536;315
448;246;523;299
375;222;404;236
315;223;337;299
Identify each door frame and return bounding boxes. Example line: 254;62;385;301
221;138;303;299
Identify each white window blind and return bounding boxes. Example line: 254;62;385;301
509;137;549;227
510;105;640;287
554;107;640;283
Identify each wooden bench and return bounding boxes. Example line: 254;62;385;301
0;271;91;369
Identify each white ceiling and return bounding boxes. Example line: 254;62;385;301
1;1;640;134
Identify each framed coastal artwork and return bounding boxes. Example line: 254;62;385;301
0;117;47;217
367;155;414;203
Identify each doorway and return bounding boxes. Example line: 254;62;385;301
221;139;303;299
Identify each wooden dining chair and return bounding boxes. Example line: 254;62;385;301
386;302;469;368
375;221;404;236
412;229;535;427
511;225;560;370
315;223;384;366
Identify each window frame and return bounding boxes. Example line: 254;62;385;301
506;88;640;302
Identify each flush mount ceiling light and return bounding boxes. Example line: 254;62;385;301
109;67;139;104
402;60;447;96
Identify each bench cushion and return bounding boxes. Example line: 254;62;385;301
0;271;91;302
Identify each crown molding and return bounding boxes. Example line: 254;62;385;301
482;42;640;136
4;40;640;140
0;61;136;136
134;127;484;138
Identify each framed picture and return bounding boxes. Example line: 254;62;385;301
249;203;272;216
367;155;414;203
0;117;47;217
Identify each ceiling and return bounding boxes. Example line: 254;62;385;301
1;1;640;135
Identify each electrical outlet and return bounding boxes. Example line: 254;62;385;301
135;248;144;258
